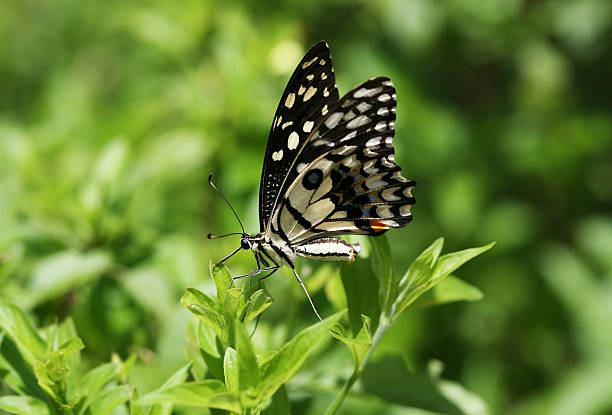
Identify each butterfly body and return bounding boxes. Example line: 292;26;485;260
211;41;415;318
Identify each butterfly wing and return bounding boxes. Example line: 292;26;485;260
259;41;339;231
268;77;415;244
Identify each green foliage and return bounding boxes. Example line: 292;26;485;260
2;0;610;413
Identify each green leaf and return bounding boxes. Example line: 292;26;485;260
130;388;145;415
261;385;290;415
211;262;232;305
0;336;47;400
0;300;46;363
394;241;494;319
71;363;119;409
26;250;113;308
370;235;395;314
34;337;84;403
186;304;227;345
412;276;484;307
0;396;49;415
223;287;242;320
138;380;241;412
181;288;217;312
398;237;444;295
235;320;260;394
158;363;193;389
223;347;239;393
242;289;273;324
196;321;224;381
147;363;193;415
340;259;381;334
86;384;131;415
258;310;346;402
331;314;372;367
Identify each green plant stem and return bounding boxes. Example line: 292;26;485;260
323;315;392;415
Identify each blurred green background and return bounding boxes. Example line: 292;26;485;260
1;0;612;414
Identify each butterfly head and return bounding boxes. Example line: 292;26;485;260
240;237;251;250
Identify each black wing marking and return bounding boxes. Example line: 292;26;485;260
259;41;339;231
269;77;416;243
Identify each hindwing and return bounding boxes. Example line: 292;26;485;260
269;77;416;243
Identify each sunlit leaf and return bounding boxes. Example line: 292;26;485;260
242;289;273;324
0;396;49;415
86;384;131;415
412;276;484;307
258;310;345;402
138;380;240;412
370;235;395;314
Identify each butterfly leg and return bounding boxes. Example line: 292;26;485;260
212;246;242;275
292;268;323;322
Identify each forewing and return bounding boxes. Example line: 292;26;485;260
269;77;416;243
259;41;339;231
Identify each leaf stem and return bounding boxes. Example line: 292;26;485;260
323;314;391;415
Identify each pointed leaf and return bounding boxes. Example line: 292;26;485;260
181;288;217;312
223;347;239;393
197;321;224;380
258;310;345;402
0;396;49;415
87;384;130;415
147;363;192;415
138;380;240;412
394;241;494;319
210;262;232;305
130;389;145;415
186;304;227;344
413;276;484;307
235;320;259;393
370;235;395;314
398;237;444;294
71;362;119;408
242;289;273;323
331;314;372;367
0;300;45;363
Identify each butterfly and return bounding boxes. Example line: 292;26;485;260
209;41;415;319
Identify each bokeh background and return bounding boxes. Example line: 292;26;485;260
1;0;612;414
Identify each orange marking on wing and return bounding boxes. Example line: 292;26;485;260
370;220;389;230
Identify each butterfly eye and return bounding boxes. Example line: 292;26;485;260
240;239;250;250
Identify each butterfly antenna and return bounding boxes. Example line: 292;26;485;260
208;173;245;234
293;268;323;321
207;232;243;239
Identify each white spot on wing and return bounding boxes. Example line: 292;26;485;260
382;188;400;201
298;85;306;95
282;121;293;129
303;120;314;133
303;86;317;101
302;56;317;68
285;93;295;108
375;121;387;131
377;107;389;116
366;137;381;147
400;204;412;216
378;93;391;102
325;112;343;129
272;149;283;161
357;102;372;113
297;162;308;173
323;87;329;97
287;132;300;150
322;104;329;115
306;74;314;81
347;115;371;129
354;87;382;98
321;72;327;80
